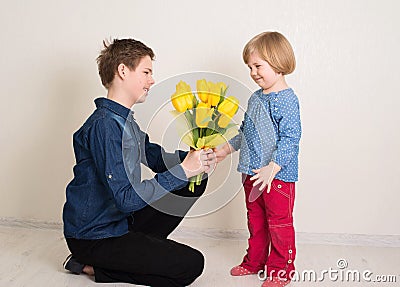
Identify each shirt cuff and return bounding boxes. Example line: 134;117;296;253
228;134;241;151
157;164;188;191
162;150;187;168
272;151;286;169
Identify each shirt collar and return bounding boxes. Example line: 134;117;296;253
94;97;134;122
257;88;293;100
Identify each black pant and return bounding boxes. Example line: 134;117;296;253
66;179;207;287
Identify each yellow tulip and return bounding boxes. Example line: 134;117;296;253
171;81;195;112
176;80;191;94
218;96;239;116
179;81;196;109
171;94;187;112
217;96;239;128
195;102;213;128
217;114;232;128
207;82;221;107
215;82;227;96
185;92;195;110
196;79;209;103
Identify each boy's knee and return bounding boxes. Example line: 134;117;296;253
191;249;205;277
179;248;204;285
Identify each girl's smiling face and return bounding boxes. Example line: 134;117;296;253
247;50;284;94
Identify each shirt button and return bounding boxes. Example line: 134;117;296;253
288;249;293;254
277;184;282;188
288;259;292;264
108;174;112;179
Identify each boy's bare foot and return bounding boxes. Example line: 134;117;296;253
83;265;95;276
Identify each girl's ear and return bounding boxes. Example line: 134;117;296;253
117;63;127;79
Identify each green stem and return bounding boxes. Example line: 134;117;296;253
188;173;203;193
188;181;195;192
195;173;203;185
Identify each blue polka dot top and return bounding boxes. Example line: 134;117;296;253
229;88;301;182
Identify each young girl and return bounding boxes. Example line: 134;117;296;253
216;31;301;287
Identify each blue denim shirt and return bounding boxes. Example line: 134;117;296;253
229;88;301;182
63;98;188;240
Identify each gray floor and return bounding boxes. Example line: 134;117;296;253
0;225;399;286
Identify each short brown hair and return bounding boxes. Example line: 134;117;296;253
243;31;296;75
96;38;155;88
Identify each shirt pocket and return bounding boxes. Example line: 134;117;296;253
122;136;140;154
122;136;141;174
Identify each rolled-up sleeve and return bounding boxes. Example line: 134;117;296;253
141;132;188;173
228;121;244;151
89;118;187;214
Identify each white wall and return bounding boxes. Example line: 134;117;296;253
1;0;399;236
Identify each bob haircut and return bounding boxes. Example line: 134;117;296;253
243;31;295;75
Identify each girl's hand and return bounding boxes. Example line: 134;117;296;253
250;162;281;193
215;143;235;163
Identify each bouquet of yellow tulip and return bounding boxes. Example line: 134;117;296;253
170;79;240;192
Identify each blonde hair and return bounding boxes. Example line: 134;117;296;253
243;31;296;75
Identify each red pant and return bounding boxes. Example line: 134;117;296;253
240;174;296;279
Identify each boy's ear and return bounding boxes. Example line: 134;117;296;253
117;63;127;79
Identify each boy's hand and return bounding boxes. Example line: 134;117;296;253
181;149;216;178
250;161;281;193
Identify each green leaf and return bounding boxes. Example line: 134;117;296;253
192;127;199;145
207;121;216;131
223;123;238;130
222;86;228;97
205;128;214;137
183;110;193;130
